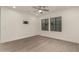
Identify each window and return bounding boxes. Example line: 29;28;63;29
41;19;49;31
50;16;62;32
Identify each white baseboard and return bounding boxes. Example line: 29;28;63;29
0;35;38;43
40;35;79;44
1;34;79;44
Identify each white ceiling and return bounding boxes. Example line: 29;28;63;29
2;6;74;16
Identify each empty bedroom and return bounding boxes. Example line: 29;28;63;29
0;6;79;52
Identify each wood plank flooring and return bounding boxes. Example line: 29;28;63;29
0;35;79;52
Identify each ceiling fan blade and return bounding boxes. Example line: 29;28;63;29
33;6;41;10
42;9;49;11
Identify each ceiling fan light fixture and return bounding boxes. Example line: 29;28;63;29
33;6;49;15
38;10;42;13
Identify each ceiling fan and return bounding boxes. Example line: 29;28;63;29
33;6;49;14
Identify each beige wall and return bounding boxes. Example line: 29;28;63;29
1;7;39;43
39;7;79;43
0;8;1;40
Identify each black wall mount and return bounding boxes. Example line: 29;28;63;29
23;21;29;24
